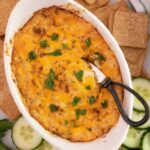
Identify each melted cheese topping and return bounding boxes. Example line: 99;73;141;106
12;6;123;142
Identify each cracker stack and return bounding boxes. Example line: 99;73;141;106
0;37;20;120
0;0;20;120
111;7;148;77
93;0;148;77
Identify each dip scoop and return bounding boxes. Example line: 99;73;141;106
89;63;150;127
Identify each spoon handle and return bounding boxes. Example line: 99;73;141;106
101;78;150;127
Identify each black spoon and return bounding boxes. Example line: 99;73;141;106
89;63;150;127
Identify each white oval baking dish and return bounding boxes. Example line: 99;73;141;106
4;0;133;150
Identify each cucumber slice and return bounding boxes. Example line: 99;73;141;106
140;130;150;150
12;116;43;150
132;78;150;112
123;126;146;149
132;110;150;129
36;141;58;150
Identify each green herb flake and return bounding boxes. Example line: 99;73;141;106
95;52;106;61
44;69;55;90
75;109;87;119
64;120;69;125
72;97;81;106
51;33;59;41
40;40;49;48
49;104;58;112
44;49;62;56
89;96;96;105
86;85;91;90
85;38;91;48
75;70;84;81
101;100;108;109
44;78;54;90
28;51;37;61
49;69;55;81
50;49;62;56
75;109;80;120
62;43;68;49
80;109;87;115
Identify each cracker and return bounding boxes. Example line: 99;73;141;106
127;50;146;77
121;47;145;63
76;0;109;12
0;0;18;35
0;38;20;120
94;0;127;27
108;7;132;32
113;10;148;48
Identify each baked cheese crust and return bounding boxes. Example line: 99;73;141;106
12;6;123;142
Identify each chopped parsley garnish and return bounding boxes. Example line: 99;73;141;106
64;120;69;125
86;85;91;90
75;109;87;119
72;97;80;106
49;69;55;81
40;40;49;48
75;109;81;120
80;109;87;115
62;43;68;49
50;33;59;41
85;38;91;48
101;100;108;108
44;69;55;90
44;49;62;56
89;96;96;105
28;51;37;61
95;52;106;61
75;70;84;81
44;78;54;90
49;104;58;112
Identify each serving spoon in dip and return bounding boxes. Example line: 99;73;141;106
89;63;150;127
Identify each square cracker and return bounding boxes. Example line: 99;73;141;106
94;0;127;27
76;0;108;12
0;38;20;120
113;10;148;48
127;50;146;77
109;7;132;32
0;0;18;35
121;47;145;63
